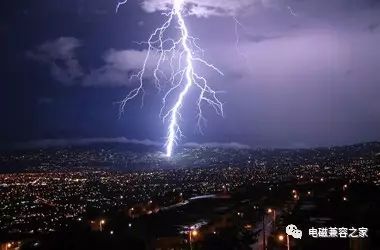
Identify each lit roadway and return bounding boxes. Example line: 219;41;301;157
251;211;280;250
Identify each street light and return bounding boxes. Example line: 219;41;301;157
191;230;198;237
267;208;276;232
189;229;198;250
99;219;105;232
6;243;12;250
278;234;290;250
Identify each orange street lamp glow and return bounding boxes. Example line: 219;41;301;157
191;230;198;237
278;233;290;250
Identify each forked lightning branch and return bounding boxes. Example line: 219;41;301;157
117;0;224;157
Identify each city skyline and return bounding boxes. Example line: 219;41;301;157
0;141;378;249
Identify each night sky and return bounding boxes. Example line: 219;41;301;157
1;0;380;149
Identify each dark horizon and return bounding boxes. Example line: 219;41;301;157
2;137;380;152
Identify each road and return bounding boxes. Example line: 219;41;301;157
251;215;274;250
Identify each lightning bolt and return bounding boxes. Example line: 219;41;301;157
287;6;298;17
233;17;249;62
117;0;224;157
116;0;128;13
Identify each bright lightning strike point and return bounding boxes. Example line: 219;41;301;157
118;0;224;158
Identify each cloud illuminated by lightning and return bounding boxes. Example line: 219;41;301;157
117;0;224;157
